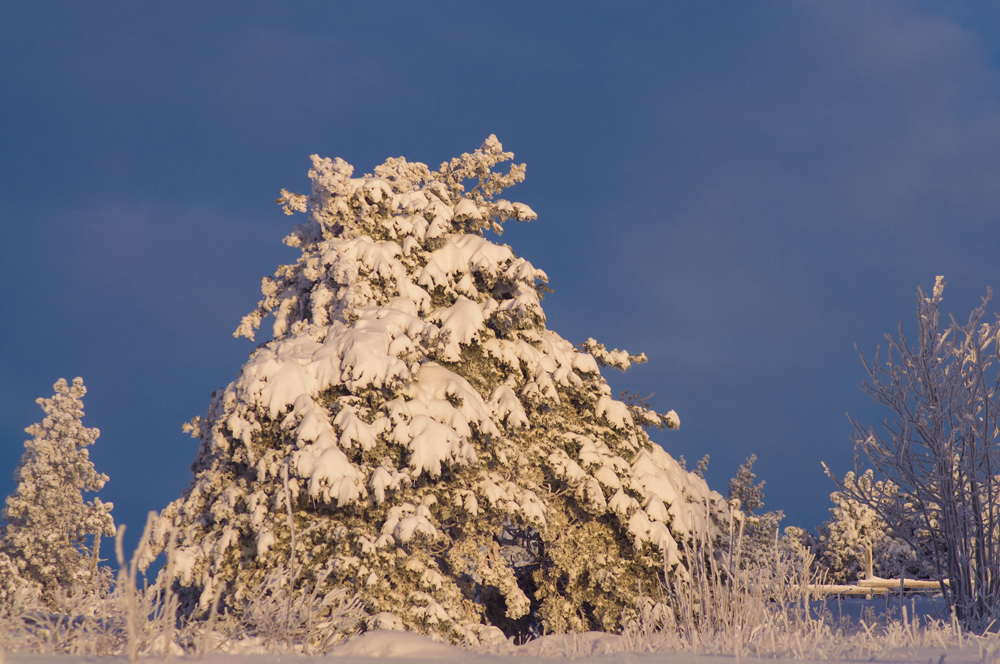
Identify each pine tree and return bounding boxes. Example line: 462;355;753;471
726;455;786;570
817;470;922;584
144;137;729;641
727;455;764;514
1;377;115;606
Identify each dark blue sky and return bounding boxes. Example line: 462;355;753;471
4;2;1000;549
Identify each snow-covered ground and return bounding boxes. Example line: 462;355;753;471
325;629;997;663
8;599;1000;664
9;594;1000;664
6;628;999;664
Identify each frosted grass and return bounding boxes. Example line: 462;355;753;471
3;516;1000;662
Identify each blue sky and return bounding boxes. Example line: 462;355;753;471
4;2;1000;549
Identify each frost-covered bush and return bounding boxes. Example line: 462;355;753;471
143;136;729;640
212;566;366;653
831;277;1000;629
0;378;115;608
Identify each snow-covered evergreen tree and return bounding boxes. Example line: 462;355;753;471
817;470;921;584
726;455;787;570
1;377;115;606
144;137;729;641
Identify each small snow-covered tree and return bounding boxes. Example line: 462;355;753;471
1;378;115;606
726;455;786;570
728;455;764;514
144;137;729;641
816;470;920;584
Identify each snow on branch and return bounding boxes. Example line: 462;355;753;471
581;338;647;372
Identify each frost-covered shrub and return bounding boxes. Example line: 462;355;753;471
214;566;366;653
143;136;729;640
831;277;1000;629
1;378;115;608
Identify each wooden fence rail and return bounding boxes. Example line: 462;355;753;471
808;576;946;598
805;546;945;598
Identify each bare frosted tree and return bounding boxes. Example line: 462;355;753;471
828;277;1000;629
